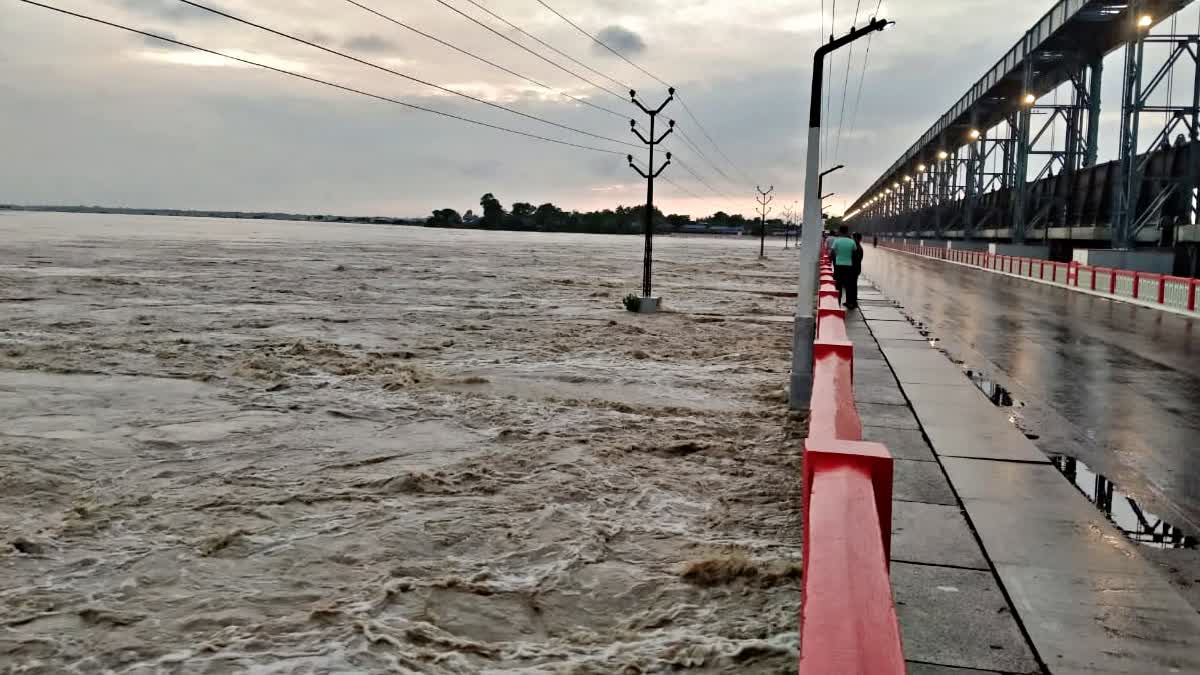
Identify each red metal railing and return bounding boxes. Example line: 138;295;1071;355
880;240;1200;315
800;251;905;674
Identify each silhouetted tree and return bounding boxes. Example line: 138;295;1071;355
426;208;462;227
480;193;504;229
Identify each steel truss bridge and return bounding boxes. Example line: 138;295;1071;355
848;0;1200;252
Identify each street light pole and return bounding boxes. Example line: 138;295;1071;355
790;17;891;410
817;164;845;207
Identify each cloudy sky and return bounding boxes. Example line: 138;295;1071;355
0;0;1149;218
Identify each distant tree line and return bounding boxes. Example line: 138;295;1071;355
426;193;787;235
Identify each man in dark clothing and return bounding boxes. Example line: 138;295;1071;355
850;232;864;310
829;225;858;309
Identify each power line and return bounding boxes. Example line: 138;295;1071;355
833;0;863;162
675;95;754;187
534;0;756;187
430;0;627;103
175;0;640;151
633;157;702;200
459;0;631;92
674;155;731;201
438;0;757;197
634;120;735;201
673;126;739;189
434;0;746;197
535;0;669;88
660;175;702;200
14;0;626;157
845;0;884;161
342;0;625;119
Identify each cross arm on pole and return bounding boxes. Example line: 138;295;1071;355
627;154;649;179
631;87;675;115
630;121;651;145
652;152;672;178
654;121;675;144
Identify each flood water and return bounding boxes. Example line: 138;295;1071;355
0;212;804;674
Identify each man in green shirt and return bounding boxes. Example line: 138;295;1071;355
830;225;859;309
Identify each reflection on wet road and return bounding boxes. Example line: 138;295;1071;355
865;248;1200;531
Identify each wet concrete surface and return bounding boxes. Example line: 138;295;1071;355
864;249;1200;537
857;278;1200;672
844;309;1041;673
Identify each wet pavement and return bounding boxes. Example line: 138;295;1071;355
856;276;1200;672
864;248;1200;535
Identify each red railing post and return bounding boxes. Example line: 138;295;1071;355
1133;272;1140;298
1190;280;1198;311
1158;276;1166;304
800;440;904;675
1110;269;1117;294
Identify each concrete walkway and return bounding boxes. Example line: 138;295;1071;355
855;278;1200;674
846;285;1039;674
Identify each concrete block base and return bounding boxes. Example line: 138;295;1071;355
637;297;661;313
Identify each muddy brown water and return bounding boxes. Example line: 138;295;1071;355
0;213;804;674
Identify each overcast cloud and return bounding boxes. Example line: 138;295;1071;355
1;0;1172;219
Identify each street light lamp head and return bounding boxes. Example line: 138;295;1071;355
892;182;899;188
630;119;636;128
1023;93;1036;105
626;154;634;162
1139;14;1153;28
668;87;676;96
904;176;912;182
669;119;676;127
917;164;927;172
630;89;637;98
665;152;672;160
937;150;949;160
969;129;981;139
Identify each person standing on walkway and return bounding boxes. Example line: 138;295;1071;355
852;232;865;306
829;225;858;309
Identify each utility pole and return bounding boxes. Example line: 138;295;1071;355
791;17;891;409
627;88;674;301
756;185;774;258
790;199;799;248
783;204;795;248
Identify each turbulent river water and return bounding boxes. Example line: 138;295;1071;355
0;213;804;674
